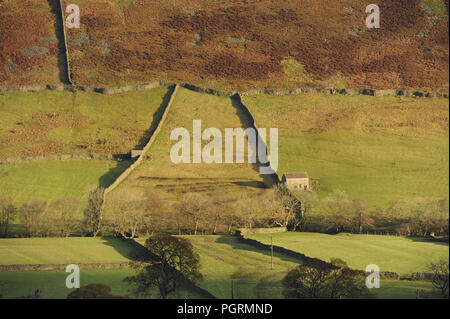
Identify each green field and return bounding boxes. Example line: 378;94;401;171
0;236;437;299
0;237;132;265
0;87;170;158
137;235;434;299
0;269;133;299
138;235;301;299
246;232;449;276
0;268;203;299
372;279;433;299
0;159;130;205
108;87;272;213
243;93;449;208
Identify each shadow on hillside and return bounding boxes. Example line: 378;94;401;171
98;159;133;188
404;236;449;247
134;85;176;150
215;235;301;265
101;236;136;260
47;0;70;84
232;181;269;189
229;95;278;188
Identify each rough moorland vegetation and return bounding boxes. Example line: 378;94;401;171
1;1;448;91
0;0;65;85
61;0;449;90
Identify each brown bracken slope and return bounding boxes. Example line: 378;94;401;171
0;0;69;85
1;0;448;91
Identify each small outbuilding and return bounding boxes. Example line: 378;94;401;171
282;172;309;190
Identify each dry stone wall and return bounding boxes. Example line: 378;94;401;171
0;262;132;272
0;82;447;99
0;153;129;164
103;84;179;197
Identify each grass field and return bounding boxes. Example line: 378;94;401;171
0;87;170;158
245;232;449;276
0;159;131;205
244;93;449;208
0;235;437;299
138;235;301;299
137;235;434;299
0;268;204;299
0;237;202;299
108;87;272;213
372;279;433;299
0;237;132;265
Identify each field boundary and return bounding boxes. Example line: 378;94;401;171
0;153;130;164
0;262;132;272
235;231;401;280
102;84;179;198
0;82;448;99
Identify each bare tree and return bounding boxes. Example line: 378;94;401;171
428;259;449;299
273;184;302;229
20;199;47;237
83;188;104;237
45;198;80;237
0;195;17;237
177;193;210;235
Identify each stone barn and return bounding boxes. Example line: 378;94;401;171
282;172;309;190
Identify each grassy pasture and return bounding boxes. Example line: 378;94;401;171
243;93;449;208
108;87;271;211
245;232;449;276
0;235;437;299
0;268;204;299
137;235;435;299
0;159;130;205
372;279;434;299
0;88;170;158
0;237;132;265
137;235;301;299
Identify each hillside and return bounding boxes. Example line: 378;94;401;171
0;0;67;85
0;87;170;158
245;232;449;276
1;0;448;91
243;93;449;207
105;87;273;230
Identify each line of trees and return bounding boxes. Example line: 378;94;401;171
0;189;104;238
294;189;449;236
1;185;448;238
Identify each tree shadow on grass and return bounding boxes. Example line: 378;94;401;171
214;235;302;265
100;236;137;261
404;236;449;247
